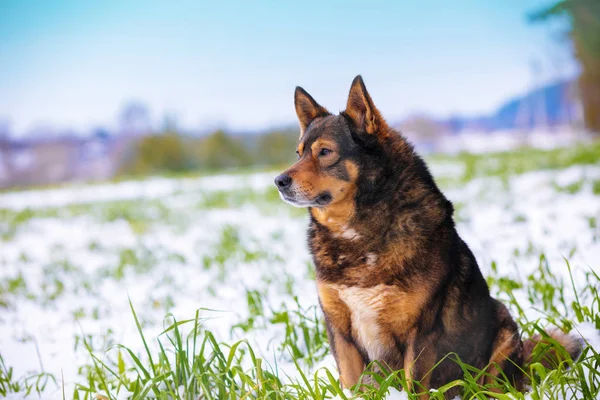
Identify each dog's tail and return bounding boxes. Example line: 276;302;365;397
522;328;583;369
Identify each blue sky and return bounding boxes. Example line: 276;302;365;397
0;0;575;136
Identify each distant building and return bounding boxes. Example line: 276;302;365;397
0;133;116;188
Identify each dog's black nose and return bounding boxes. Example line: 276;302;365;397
275;174;292;189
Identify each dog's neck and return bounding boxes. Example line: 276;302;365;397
311;134;453;247
310;203;356;235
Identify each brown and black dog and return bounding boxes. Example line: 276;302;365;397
274;75;582;396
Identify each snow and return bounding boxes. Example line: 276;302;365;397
0;171;274;210
577;322;600;351
435;129;594;154
385;387;409;399
1;159;599;399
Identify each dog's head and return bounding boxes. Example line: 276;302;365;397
274;75;389;209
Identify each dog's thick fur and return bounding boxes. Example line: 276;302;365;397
274;76;582;397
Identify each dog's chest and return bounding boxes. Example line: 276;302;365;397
318;278;428;363
337;285;388;361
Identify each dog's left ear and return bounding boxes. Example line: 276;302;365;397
344;75;386;135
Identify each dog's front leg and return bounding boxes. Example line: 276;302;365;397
319;282;365;389
403;337;435;399
327;325;365;389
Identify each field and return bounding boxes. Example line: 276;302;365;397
1;141;600;399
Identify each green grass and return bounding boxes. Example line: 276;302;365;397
2;254;597;399
1;140;600;399
41;260;600;399
429;140;600;185
592;179;600;196
0;355;55;398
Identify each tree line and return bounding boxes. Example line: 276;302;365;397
117;128;300;176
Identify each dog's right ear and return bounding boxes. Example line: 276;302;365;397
294;87;330;137
344;75;386;136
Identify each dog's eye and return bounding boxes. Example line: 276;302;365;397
319;148;332;157
296;150;300;159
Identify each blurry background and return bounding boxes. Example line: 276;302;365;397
0;0;598;188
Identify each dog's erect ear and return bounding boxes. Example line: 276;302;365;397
295;86;330;137
344;75;385;135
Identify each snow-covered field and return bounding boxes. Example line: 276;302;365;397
1;143;599;399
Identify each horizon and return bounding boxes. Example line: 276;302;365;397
0;0;576;137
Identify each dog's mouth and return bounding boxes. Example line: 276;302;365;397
279;190;332;208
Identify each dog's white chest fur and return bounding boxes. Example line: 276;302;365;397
336;285;388;361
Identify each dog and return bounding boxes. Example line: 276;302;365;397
274;75;582;397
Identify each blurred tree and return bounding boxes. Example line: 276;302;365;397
118;131;192;176
116;127;299;177
255;129;299;166
196;129;252;170
530;0;600;133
